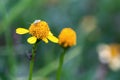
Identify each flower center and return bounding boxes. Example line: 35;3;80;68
58;28;76;47
29;20;50;39
110;45;120;58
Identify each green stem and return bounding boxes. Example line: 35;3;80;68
28;43;37;80
56;49;66;80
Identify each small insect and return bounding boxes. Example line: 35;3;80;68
25;51;32;60
33;20;41;24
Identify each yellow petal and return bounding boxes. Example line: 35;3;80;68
47;33;58;43
42;38;48;43
27;36;37;44
49;31;53;35
16;28;29;34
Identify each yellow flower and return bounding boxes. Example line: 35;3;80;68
97;44;120;71
58;28;76;47
16;20;58;44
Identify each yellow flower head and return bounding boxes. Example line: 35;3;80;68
58;28;76;48
16;20;58;44
29;20;50;39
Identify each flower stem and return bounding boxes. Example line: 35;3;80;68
28;43;37;80
56;49;66;80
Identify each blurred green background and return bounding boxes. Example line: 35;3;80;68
0;0;120;80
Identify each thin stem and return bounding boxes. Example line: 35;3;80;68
56;49;66;80
28;43;37;80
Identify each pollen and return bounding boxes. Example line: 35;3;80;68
29;20;50;39
58;28;76;47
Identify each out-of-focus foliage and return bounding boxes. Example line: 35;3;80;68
0;0;120;80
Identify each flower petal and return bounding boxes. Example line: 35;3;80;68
49;31;53;35
47;32;58;43
27;36;37;44
42;38;48;43
16;28;29;34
